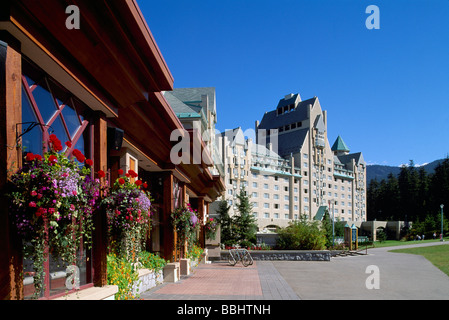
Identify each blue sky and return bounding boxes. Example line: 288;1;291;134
139;0;449;166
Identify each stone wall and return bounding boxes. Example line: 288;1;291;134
221;250;331;262
132;269;163;296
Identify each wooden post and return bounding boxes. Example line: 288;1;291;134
0;34;23;300
161;172;175;262
92;114;108;287
197;197;206;249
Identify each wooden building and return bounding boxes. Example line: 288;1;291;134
0;0;224;300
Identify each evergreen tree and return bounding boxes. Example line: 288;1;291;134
234;187;257;247
215;199;235;247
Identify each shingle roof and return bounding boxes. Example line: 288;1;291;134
170;87;216;115
258;97;316;129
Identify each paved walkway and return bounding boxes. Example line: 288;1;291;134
141;261;299;300
141;242;449;300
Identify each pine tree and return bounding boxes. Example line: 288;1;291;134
234;187;257;247
215;199;235;247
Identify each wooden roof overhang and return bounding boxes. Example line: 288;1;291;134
2;0;185;167
1;0;224;199
180;129;225;202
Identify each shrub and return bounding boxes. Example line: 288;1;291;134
276;218;326;250
138;251;167;274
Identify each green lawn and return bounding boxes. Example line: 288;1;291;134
389;244;449;277
372;238;449;248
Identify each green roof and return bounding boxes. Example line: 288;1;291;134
331;135;350;152
314;206;328;221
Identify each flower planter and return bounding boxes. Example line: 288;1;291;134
132;268;164;296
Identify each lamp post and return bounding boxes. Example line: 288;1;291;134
440;204;444;242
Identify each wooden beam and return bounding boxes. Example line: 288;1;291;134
0;35;23;300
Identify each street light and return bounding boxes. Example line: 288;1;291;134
440;204;444;242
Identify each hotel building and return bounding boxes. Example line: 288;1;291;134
217;93;366;231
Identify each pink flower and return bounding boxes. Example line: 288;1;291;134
28;201;36;208
70;204;75;211
30;190;37;196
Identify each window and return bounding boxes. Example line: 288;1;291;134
21;59;89;160
274;213;279;219
273;194;279;200
264;203;269;208
274;204;279;209
264;193;269;199
264;213;270;218
252;192;258;197
264;183;268;189
274;185;279;190
252;182;258;188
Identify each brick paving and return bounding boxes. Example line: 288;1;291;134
140;261;299;300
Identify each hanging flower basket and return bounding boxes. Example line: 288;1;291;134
7;135;101;299
102;169;153;262
171;204;200;257
205;218;218;240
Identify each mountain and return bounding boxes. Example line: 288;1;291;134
366;159;445;183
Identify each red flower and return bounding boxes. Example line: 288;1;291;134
72;149;85;163
48;155;57;164
118;178;125;185
28;201;36;208
49;134;62;152
34;154;42;161
65;141;72;148
98;170;105;178
135;180;142;186
143;183;148;189
118;169;124;175
85;159;93;166
128;170;138;178
30;190;37;196
36;207;47;217
26;153;35;161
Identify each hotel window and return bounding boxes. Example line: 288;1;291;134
264;203;269;208
274;185;279;190
284;204;289;210
284;214;289;219
264;213;270;218
252;192;258;197
264;193;269;199
274;213;279;219
273;194;279;200
21;58;92;299
274;204;279;209
252;182;258;188
264;183;268;189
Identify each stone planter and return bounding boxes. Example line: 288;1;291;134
132;268;164;295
